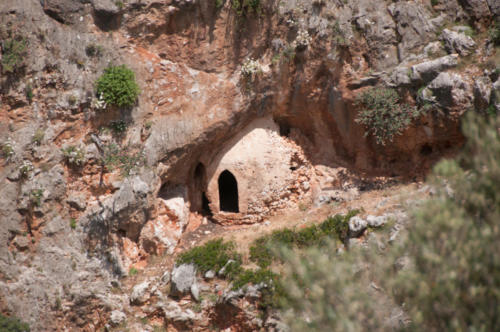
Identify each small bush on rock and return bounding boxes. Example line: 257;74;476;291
355;88;422;145
1;37;27;73
61;146;86;167
95;65;140;108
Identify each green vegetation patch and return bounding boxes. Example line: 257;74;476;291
95;65;140;108
355;88;422;145
250;211;358;268
0;314;30;332
177;239;242;277
1;37;27;73
102;143;144;177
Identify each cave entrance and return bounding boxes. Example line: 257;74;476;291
191;163;212;216
218;170;239;213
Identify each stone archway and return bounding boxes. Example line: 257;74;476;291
218;170;239;213
190;162;212;216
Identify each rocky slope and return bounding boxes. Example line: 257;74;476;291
0;0;498;330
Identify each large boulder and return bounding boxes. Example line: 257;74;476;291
409;55;459;83
441;28;476;56
40;0;83;24
424;72;472;110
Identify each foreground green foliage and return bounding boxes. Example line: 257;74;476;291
392;113;500;330
355;88;422;145
281;113;500;331
231;0;261;16
95;65;140;108
250;211;357;268
0;314;30;332
1;37;27;73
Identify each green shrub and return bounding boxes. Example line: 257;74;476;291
95;65;140;108
109;120;128;134
249;212;357;268
355;88;422;145
31;129;44;146
215;0;224;9
25;84;33;103
30;189;43;207
231;0;261;16
69;218;77;229
85;43;103;57
176;239;242;276
1;37;27;73
129;267;138;276
0;314;30;332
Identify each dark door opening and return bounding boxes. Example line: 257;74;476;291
201;192;212;216
218;170;239;213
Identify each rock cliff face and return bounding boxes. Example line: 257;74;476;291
0;0;498;330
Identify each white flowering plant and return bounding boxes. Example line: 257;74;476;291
61;146;86;167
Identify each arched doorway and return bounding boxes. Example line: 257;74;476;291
218;170;239;213
190;163;212;216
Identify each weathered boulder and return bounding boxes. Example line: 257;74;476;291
40;0;83;24
348;216;367;237
109;310;126;326
170;264;197;296
130;281;151;305
409;55;459;83
139;193;189;255
474;76;493;111
366;215;388;228
425;72;472;110
92;0;120;16
441;28;476;56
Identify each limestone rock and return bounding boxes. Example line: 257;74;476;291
160;271;171;284
204;270;215;280
409;55;459;83
388;1;436;60
110;310;126;326
92;0;120;15
474;76;493;111
441;29;476;56
130;281;151;305
366;215;388;228
40;0;83;24
170;264;197;296
426;72;472;110
159;300;199;323
492;77;500;112
348;216;367;237
459;0;491;20
190;283;200;301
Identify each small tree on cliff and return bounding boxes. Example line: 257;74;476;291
355;88;422;145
